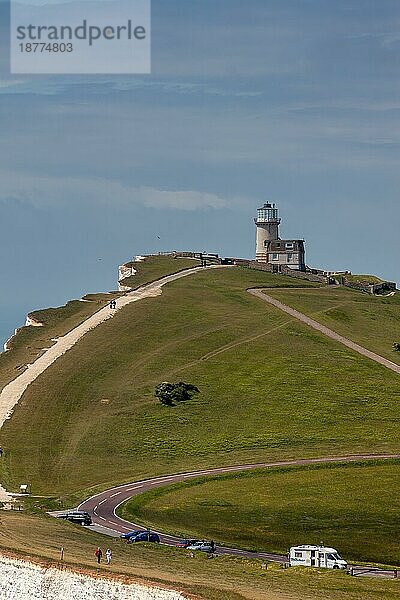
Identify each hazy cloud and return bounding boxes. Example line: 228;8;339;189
0;172;232;211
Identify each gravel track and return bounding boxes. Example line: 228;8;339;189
248;288;400;374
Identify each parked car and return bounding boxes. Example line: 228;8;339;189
186;540;216;554
176;539;201;548
125;531;160;544
119;530;143;540
56;511;92;526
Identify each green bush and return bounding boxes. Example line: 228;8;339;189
155;382;200;406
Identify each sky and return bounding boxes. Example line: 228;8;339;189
1;0;400;345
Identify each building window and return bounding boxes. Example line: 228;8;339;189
287;253;293;262
264;240;268;247
258;207;278;222
295;552;302;558
286;242;294;250
271;253;279;261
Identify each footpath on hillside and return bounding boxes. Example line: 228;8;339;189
249;288;400;375
0;265;224;501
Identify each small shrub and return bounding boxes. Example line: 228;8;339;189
155;382;200;406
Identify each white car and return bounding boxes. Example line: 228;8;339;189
186;540;216;553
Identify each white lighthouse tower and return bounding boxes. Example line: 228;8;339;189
254;202;306;271
254;202;281;261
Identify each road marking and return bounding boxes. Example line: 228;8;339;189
126;485;143;492
119;525;134;531
110;491;122;498
99;516;107;521
99;499;107;505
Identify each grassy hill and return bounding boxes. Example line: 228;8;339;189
119;255;201;289
0;266;398;498
0;258;399;597
265;286;400;364
0;256;200;396
341;274;384;285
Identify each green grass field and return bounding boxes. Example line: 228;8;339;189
342;274;384;285
0;510;398;600
265;286;400;364
0;267;399;498
0;257;199;396
120;255;201;289
118;460;400;565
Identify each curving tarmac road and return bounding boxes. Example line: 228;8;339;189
77;454;400;567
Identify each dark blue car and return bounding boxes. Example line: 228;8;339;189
121;530;160;544
119;530;142;540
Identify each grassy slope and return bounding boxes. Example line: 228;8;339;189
120;256;201;289
343;274;384;284
119;461;400;565
0;295;117;392
0;257;198;395
0;511;398;600
1;268;399;497
264;286;400;364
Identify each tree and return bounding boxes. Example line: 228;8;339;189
155;382;200;406
393;342;400;352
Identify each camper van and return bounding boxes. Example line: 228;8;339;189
289;545;347;570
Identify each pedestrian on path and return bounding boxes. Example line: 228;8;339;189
106;548;112;565
0;446;3;457
95;547;102;564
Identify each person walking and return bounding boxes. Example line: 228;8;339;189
95;547;102;564
106;548;112;565
0;446;3;458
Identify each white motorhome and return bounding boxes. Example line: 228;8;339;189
289;545;347;570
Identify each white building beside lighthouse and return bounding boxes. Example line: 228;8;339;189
254;202;305;271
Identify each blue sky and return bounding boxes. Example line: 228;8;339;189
1;0;400;344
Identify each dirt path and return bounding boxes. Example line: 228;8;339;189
249;288;400;374
0;265;223;501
